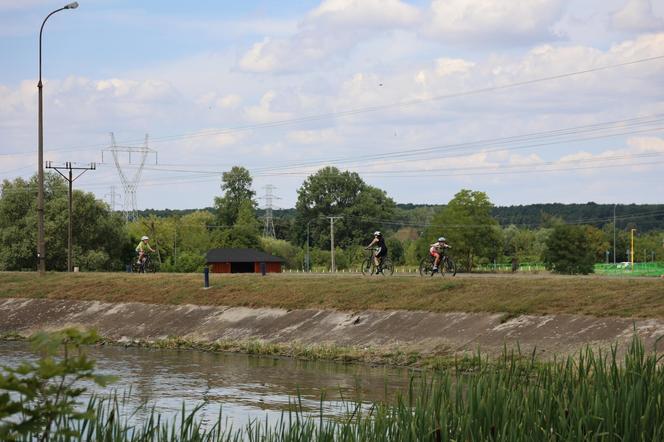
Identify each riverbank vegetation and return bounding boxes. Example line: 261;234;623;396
1;168;662;275
2;330;663;441
1;272;663;318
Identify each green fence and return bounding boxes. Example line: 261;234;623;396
595;262;664;277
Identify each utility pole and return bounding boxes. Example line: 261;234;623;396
613;204;617;265
327;216;343;272
630;228;636;271
173;217;178;268
45;161;95;272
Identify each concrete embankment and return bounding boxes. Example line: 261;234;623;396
2;298;663;359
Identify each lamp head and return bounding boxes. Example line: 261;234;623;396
64;2;79;9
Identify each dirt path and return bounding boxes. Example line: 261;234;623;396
2;298;663;361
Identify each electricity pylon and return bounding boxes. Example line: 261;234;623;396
260;184;280;238
102;133;157;221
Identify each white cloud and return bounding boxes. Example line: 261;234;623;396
308;0;420;28
287;128;341;144
237;0;421;73
434;58;476;77
426;0;566;44
243;91;292;123
217;94;242;109
238;37;283;73
611;0;664;32
508;153;544;166
623;136;664;153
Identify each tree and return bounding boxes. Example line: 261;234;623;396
422;189;500;271
178;211;215;255
217;199;262;249
386;237;405;265
213;166;256;226
543;224;595;274
0;174;130;271
585;225;610;262
293;167;396;248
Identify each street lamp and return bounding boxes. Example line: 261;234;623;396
37;2;78;275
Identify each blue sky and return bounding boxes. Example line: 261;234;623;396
1;0;663;211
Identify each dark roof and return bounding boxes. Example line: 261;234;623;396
205;248;285;263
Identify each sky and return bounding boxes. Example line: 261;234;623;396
1;0;663;211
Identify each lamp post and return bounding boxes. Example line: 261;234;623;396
37;2;79;275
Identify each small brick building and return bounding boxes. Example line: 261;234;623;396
205;248;285;273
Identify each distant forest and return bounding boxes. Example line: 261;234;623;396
135;203;664;232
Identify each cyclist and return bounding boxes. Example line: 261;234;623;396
429;237;450;272
136;235;155;265
365;231;388;273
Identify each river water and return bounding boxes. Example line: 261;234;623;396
0;341;414;430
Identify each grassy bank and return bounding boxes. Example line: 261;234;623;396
0;271;663;318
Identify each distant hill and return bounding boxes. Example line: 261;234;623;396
492;203;664;232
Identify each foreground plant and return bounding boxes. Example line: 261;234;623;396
0;329;114;441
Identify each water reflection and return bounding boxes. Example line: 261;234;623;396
0;341;414;429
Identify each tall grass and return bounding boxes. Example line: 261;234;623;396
8;336;664;441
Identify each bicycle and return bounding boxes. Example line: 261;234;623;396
133;253;156;274
361;249;394;276
419;252;456;277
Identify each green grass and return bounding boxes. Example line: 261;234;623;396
596;262;664;277
5;336;664;441
1;271;663;318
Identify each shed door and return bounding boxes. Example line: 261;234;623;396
231;262;254;273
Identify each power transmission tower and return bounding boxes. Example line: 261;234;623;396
104;185;121;211
45;161;96;272
260;184;280;238
102;133;157;221
327;216;343;272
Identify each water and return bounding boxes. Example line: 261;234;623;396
0;341;414;430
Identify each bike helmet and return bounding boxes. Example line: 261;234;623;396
438;237;446;242
374;231;381;237
141;235;149;241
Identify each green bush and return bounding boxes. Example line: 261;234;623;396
0;329;115;441
543;224;595;274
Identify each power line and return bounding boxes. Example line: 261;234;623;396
2;54;663;158
90;114;664;177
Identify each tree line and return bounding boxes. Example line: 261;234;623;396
1;167;662;274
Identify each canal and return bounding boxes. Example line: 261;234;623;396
0;341;414;429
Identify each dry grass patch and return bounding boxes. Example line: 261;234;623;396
0;272;662;318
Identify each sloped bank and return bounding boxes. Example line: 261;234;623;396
1;298;663;365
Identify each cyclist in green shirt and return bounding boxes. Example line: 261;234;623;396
136;235;155;265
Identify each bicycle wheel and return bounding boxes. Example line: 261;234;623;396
361;257;374;276
380;258;394;276
444;258;456;276
419;257;433;277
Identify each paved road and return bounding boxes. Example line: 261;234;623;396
273;270;656;280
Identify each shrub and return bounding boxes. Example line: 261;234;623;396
543;224;595;274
